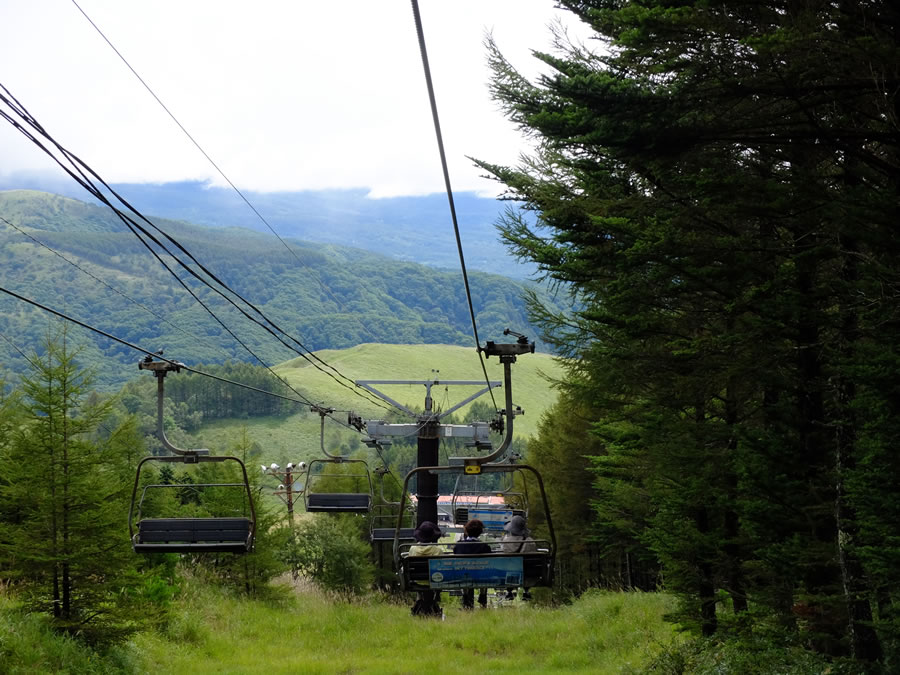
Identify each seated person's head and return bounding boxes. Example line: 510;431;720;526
413;521;442;544
464;519;485;539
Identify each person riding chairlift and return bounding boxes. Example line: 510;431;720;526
453;518;492;609
501;515;536;600
409;521;444;618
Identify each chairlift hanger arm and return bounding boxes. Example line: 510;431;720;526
312;406;342;460
139;358;209;458
460;333;534;464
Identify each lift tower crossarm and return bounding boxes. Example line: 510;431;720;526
363;420;493;441
355;380;500;420
355;378;502;528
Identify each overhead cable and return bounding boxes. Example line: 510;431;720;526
0;284;308;405
409;0;498;410
0;215;217;352
0;82;405;416
0;331;41;371
70;0;379;344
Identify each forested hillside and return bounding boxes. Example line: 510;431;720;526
0;179;535;279
0;190;555;390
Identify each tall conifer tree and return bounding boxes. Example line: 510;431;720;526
479;0;899;662
0;327;139;643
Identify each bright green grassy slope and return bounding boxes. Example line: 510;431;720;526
274;343;564;438
0;581;679;673
196;344;564;465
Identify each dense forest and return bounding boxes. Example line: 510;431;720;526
482;0;900;670
0;190;555;390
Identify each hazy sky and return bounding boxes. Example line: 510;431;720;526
1;0;587;198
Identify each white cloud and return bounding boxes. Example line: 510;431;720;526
0;0;588;197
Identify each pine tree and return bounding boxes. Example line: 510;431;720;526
0;327;140;644
478;0;899;663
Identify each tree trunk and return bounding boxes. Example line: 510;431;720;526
834;232;882;662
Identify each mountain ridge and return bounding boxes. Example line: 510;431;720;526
0;190;554;391
0;178;536;279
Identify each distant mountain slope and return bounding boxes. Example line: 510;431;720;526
0;178;536;279
0;190;554;391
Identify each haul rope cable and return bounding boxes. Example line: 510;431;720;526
0;331;41;371
0;83;402;416
0;215;216;352
70;0;380;346
0;86;397;416
0;285;306;404
409;0;498;411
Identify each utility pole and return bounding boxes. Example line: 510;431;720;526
262;461;307;523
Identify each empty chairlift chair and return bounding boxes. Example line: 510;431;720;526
129;454;256;553
303;406;374;514
129;357;255;554
303;457;374;513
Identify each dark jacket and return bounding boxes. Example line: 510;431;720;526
453;536;491;554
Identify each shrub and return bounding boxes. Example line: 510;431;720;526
281;516;374;597
645;635;850;675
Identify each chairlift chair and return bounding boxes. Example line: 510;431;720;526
303;406;375;513
129;358;255;553
129;454;256;553
451;468;528;533
395;463;555;594
303;457;374;513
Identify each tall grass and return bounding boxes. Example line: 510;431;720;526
1;579;679;673
0;592;138;674
129;580;678;674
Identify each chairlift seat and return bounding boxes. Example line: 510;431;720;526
306;492;372;513
371;527;416;542
133;517;253;553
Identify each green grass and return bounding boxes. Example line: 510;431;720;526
1;576;679;674
273;343;564;440
0;592;136;674
193;344;565;466
131;582;679;674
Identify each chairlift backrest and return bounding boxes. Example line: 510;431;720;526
129;454;256;554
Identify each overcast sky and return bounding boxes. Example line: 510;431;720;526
0;0;588;198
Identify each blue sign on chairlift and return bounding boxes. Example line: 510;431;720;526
427;556;523;589
467;507;514;531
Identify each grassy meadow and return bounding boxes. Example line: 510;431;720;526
273;343;564;439
195;343;564;467
0;577;680;674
